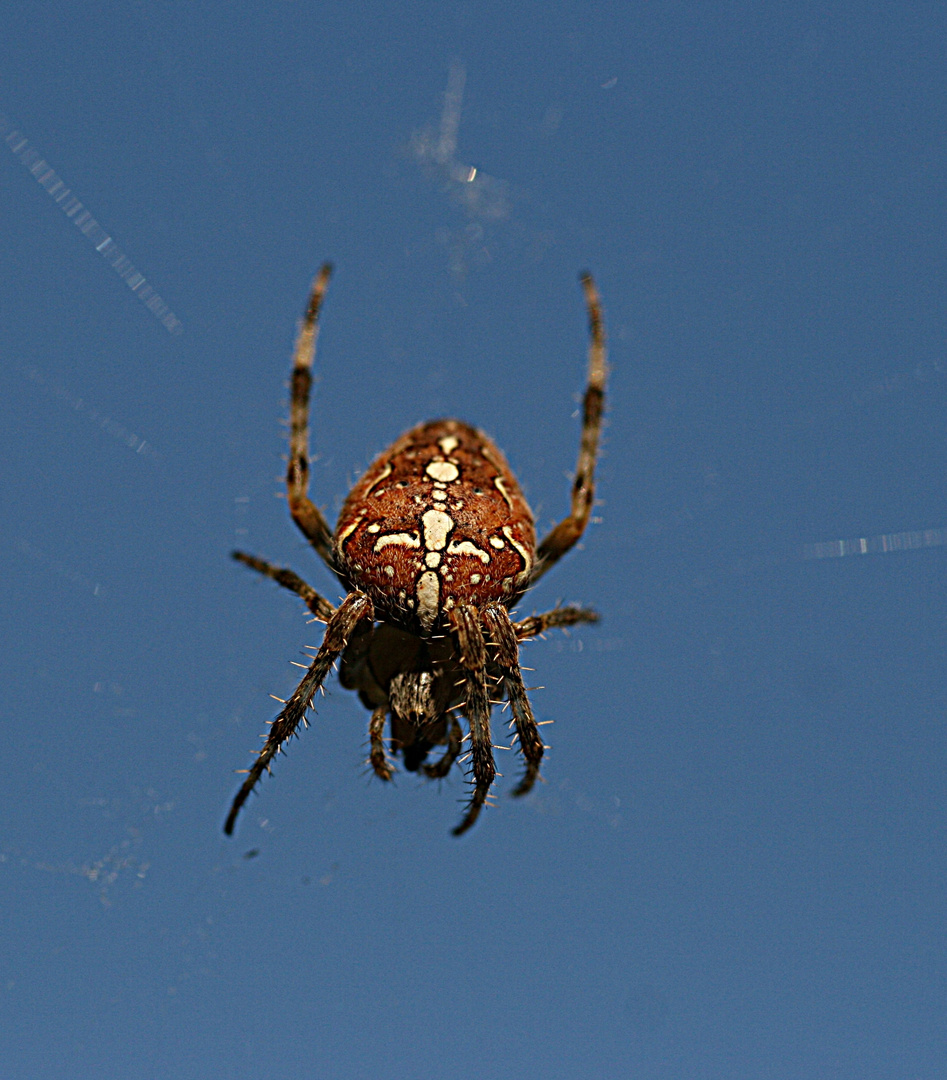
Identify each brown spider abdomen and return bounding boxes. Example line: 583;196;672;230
334;419;536;632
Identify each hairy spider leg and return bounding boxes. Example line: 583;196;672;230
367;704;394;781
511;605;600;641
224;591;373;834
482;604;545;796
286;263;336;570
531;272;607;585
449;606;494;835
230;551;336;622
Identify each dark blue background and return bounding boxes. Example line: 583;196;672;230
2;4;945;1077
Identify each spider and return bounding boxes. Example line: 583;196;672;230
224;264;607;836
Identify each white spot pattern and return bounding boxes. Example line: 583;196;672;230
416;570;440;629
425;460;459;482
337;515;363;544
374;532;421;551
421;508;454;551
362;462;392;496
493;476;514;508
446;539;490;563
502;525;533;582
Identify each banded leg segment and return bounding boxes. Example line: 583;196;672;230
286;263;335;569
449;606;494;836
531;272;607;585
483;604;544;796
224;591;373;834
232;550;336;622
368;704;393;781
512;605;599;641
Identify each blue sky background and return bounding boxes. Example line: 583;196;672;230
2;3;945;1077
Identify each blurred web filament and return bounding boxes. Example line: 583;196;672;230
802;527;947;560
410;61;513;276
1;113;183;335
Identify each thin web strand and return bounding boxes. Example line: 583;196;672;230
801;527;947;560
1;114;183;335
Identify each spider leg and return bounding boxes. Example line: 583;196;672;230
512;605;599;641
232;550;336;622
482;604;543;797
368;704;394;781
423;716;463;779
286;263;337;570
224;591;373;835
449;606;494;836
530;272;607;585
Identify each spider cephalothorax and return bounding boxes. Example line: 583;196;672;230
225;265;607;835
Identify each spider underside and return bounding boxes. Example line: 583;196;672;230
225;264;607;836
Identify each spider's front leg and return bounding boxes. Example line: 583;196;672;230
530;272;607;585
286;263;336;570
449;606;494;836
224;590;373;835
